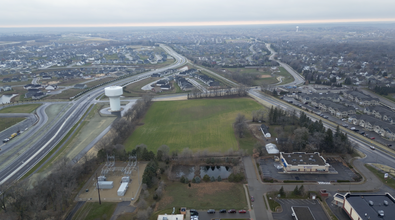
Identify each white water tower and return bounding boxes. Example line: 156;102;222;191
105;86;123;112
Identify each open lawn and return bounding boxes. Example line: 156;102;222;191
123;78;185;97
0;104;41;113
277;67;295;85
72;202;117;220
124;98;263;153
157;182;248;210
45;88;81;100
365;164;395;189
0;117;25;132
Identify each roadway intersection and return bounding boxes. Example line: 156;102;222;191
1;44;395;220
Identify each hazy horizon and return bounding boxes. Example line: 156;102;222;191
1;0;395;28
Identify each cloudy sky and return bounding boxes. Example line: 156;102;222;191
1;0;395;27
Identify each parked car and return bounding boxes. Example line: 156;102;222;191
228;209;236;213
323;115;329;119
342;124;348;127
370;145;375;150
190;209;198;216
3;138;9;143
239;210;247;213
219;209;227;213
387;144;392;147
251;196;254;202
207;209;215;214
341;118;347;121
371;137;375;140
359;131;365;135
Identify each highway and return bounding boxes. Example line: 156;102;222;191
0;44;187;185
2;44;395;220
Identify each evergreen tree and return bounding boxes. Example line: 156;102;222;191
279;186;285;197
293;186;300;195
210;176;215;182
299;185;305;196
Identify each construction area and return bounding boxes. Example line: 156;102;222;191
76;155;147;203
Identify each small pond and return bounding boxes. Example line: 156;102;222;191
171;165;232;180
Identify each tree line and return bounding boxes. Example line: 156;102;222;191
265;107;355;154
188;85;248;99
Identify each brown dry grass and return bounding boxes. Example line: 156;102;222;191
260;75;271;78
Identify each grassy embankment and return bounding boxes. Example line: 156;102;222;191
365;164;395;189
0;104;41;113
0;118;25;132
124;98;264;154
71;202;117;220
45;78;114;100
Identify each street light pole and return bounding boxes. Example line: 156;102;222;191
96;173;101;205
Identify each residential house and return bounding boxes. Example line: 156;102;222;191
344;91;380;106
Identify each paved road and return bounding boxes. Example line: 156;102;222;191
0;103;49;157
265;43;305;87
0;44;187;185
0;113;37;145
244;156;272;220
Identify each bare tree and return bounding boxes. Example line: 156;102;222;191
157;145;170;161
233;114;248;138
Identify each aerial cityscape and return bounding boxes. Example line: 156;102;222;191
1;1;395;220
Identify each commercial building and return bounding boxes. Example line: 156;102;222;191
265;143;279;154
333;192;395;220
280;152;330;173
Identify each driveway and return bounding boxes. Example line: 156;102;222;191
243;156;273;220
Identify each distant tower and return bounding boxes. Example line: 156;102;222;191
105;86;123;112
296;26;299;32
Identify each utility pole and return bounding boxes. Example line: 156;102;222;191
96;173;101;205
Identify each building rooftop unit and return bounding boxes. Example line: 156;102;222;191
281;152;326;166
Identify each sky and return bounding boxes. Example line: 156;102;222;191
1;0;395;28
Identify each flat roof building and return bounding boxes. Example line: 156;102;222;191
265;143;279;154
333;192;395;220
280;152;330;173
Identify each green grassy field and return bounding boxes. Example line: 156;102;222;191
0;117;25;132
72;202;117;220
157;182;248;210
124;98;262;153
0;104;41;113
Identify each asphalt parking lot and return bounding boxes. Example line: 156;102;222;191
196;210;250;220
272;199;329;220
259;158;357;182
